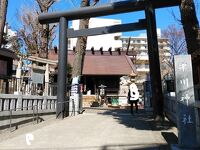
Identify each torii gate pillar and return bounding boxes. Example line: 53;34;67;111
145;5;164;119
56;17;68;119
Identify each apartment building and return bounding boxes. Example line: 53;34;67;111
120;33;170;92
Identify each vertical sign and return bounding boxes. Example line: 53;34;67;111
69;76;80;115
144;81;152;110
174;55;199;148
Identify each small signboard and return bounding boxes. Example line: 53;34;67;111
118;85;129;106
174;55;199;148
69;76;81;115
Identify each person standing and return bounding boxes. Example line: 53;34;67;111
128;83;139;114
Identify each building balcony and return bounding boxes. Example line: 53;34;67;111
136;68;149;72
136;55;149;61
136;78;146;83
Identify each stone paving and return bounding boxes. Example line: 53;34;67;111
0;108;178;150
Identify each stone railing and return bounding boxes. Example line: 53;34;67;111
164;93;177;124
164;92;200;126
0;94;57;132
0;94;57;116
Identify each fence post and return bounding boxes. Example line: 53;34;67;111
32;105;35;124
28;100;33;110
37;105;39;124
0;99;3;111
9;109;12;132
42;96;47;110
3;99;9;111
10;99;16;111
16;95;23;111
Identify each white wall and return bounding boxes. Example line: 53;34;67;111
69;18;122;51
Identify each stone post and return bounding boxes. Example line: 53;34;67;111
44;63;49;96
16;95;23;111
16;58;22;93
173;55;200;149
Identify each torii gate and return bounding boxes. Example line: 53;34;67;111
38;0;181;119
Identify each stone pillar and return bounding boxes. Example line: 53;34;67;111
23;99;27;110
42;96;47;110
173;55;200;149
16;95;23;111
44;63;49;96
10;99;16;110
28;100;33;110
16;58;22;94
33;99;38;110
0;99;2;111
3;99;9;111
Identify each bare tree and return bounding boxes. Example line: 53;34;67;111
179;0;200;84
0;0;8;48
180;0;199;54
161;24;187;77
72;0;99;78
16;0;57;58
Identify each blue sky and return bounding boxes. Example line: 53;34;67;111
7;0;200;37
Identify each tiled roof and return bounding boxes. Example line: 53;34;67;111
49;51;137;76
0;48;18;59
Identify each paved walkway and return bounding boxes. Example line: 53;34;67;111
0;108;178;150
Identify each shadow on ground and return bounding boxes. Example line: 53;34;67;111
93;108;176;131
0;112;55;133
84;107;178;150
0;144;170;150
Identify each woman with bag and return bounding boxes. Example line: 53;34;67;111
128;83;139;114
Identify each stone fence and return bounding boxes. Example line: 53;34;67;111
164;93;177;124
0;94;57;116
0;94;57;132
164;93;200;125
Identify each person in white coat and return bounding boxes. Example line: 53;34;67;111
128;83;139;114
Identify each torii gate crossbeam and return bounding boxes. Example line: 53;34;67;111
39;0;181;24
38;0;181;119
